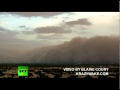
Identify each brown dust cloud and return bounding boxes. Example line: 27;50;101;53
0;35;118;64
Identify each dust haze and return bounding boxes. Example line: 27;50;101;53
0;35;118;64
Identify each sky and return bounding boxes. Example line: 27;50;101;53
0;12;119;64
0;12;119;49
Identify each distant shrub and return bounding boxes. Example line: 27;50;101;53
98;75;107;78
54;74;61;78
85;75;92;78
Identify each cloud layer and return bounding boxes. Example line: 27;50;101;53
0;12;66;18
34;26;71;34
66;18;92;26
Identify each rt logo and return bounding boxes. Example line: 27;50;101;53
18;66;28;76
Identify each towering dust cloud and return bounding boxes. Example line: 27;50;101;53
0;12;118;64
20;36;118;64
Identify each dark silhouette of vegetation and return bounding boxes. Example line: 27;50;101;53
28;72;33;77
54;74;61;78
68;75;78;78
98;75;107;78
85;75;92;78
40;74;46;78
